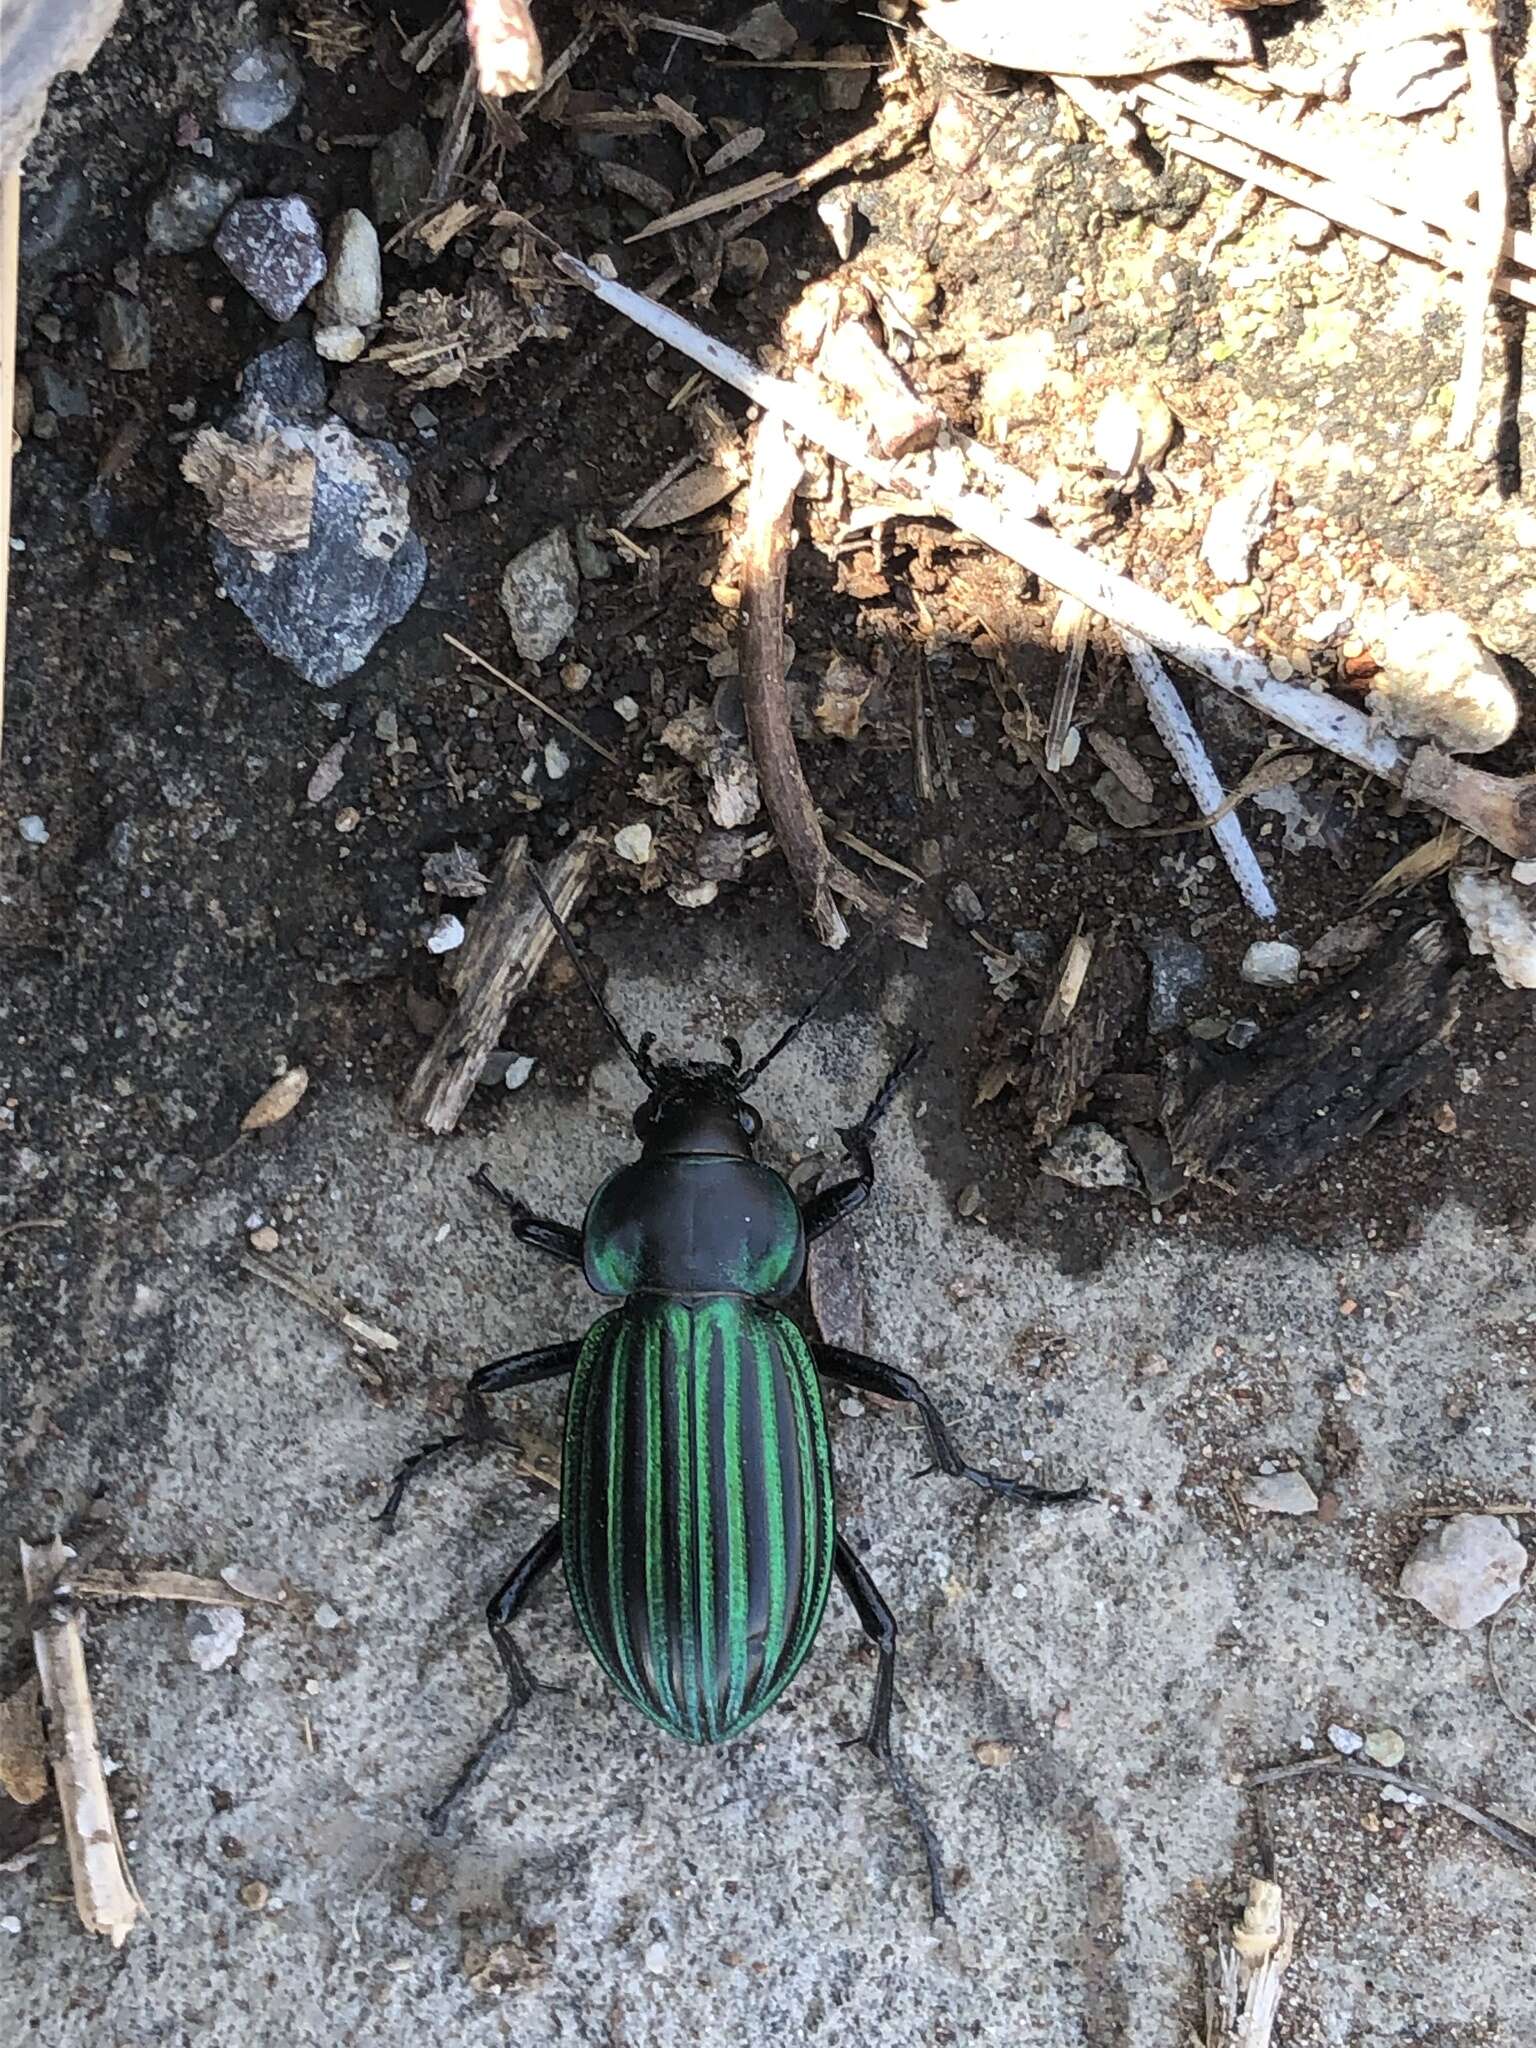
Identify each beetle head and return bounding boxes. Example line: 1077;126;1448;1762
633;1056;762;1159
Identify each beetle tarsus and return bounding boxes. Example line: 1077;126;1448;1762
834;1534;949;1920
473;1166;585;1267
803;1041;928;1244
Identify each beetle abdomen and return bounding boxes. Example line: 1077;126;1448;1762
562;1299;835;1743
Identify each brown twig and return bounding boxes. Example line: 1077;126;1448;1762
59;1568;289;1612
1204;1877;1298;2048
738;417;926;950
238;1256;401;1354
400;830;599;1130
20;1539;144;1946
1447;5;1510;447
1249;1756;1536;1866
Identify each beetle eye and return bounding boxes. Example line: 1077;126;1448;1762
738;1104;761;1138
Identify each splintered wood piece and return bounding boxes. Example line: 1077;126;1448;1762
818;321;940;458
60;1568;288;1611
1205;1877;1299;2048
1023;939;1145;1145
0;1679;47;1804
20;1539;143;1947
400;831;599;1132
1167;918;1461;1193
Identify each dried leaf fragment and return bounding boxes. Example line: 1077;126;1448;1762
467;0;544;97
241;1065;310;1132
182;425;317;553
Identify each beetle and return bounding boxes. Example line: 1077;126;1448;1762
381;881;1087;1914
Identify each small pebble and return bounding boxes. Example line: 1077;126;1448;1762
947;880;984;926
214;197;326;322
146;165;242;253
218;41;302;138
1327;1723;1364;1756
613;695;640;722
1240;1470;1319;1516
1241;940;1301;988
500;528;580;663
614;822;654;866
1365;1727;1406;1768
248;1225;281;1254
503;1055;536;1091
18;814;49;845
0;1915;20;1934
98;292;153;371
185;1605;245;1672
239;1880;270;1910
1399;1513;1528;1629
313;1602;343;1630
955;1182;983;1218
426;914;466;955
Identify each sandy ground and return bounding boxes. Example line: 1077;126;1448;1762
3;922;1533;2045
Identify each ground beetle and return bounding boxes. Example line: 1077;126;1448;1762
383;882;1087;1914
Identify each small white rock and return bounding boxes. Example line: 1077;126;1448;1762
1369;611;1517;754
1327;1723;1364;1756
1349;35;1465;119
1512;860;1536;887
1200;468;1275;586
185;1604;246;1672
543;738;570;781
1399;1513;1528;1630
503;1055;536;1090
312;208;382;330
1280;206;1332;249
314;323;367;364
668;878;719;910
1450;871;1536;990
613;822;654;866
0;1915;20;1935
1240;1470;1319;1516
1241;940;1301;988
425;913;466;955
1365;1726;1406;1768
313;1602;343;1630
18;814;48;844
1039;1122;1136;1190
1092;390;1145;478
613;695;641;722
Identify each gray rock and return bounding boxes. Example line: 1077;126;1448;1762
34;365;91;417
312;209;381;331
97;291;151;370
214;197;327;323
1399;1514;1528;1630
204;344;426;689
947;881;984;926
1091;770;1153;828
146;165;243;254
1327;1722;1363;1755
1040;1122;1137;1191
1241;940;1301;988
1365;1727;1406;1768
241;338;328;418
371;125;432;226
218;40;302;139
18;814;49;845
1142;933;1207;1034
1200;467;1275;585
315;324;367;364
1240;1470;1318;1515
1305;916;1381;971
185;1604;245;1671
500;528;580;662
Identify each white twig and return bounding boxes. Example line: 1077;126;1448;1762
1121;633;1277;921
21;1539;144;1947
552;253;1536;861
1206;1879;1299;2048
1447;7;1509;447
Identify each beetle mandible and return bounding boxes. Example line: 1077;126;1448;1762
381;879;1088;1915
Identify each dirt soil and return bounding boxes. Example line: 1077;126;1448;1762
2;4;1534;2045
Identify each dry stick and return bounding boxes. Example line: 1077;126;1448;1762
0;170;20;757
59;1568;288;1611
1142;70;1536;301
740;420;927;948
238;1256;400;1354
1206;1878;1298;2048
1447;6;1510;447
1249;1756;1536;1866
1121;632;1277;920
400;830;600;1130
552;252;1536;861
20;1538;144;1947
442;633;622;765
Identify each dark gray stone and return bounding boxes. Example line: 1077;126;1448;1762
214;197;326;322
98;291;152;370
370;126;432;226
205;345;427;689
240;339;328;418
1142;933;1208;1035
146;166;243;254
34;365;92;417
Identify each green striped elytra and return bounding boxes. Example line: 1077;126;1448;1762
381;877;1088;1916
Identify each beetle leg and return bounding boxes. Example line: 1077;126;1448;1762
815;1345;1090;1509
801;1041;927;1244
426;1524;562;1833
376;1340;580;1529
834;1535;949;1922
473;1164;584;1266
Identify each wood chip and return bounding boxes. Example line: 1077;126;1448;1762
0;1679;46;1804
240;1065;310;1131
1087;728;1154;804
21;1539;143;1946
703;126;766;177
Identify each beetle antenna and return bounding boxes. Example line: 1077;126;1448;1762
737;920;887;1089
529;866;657;1088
